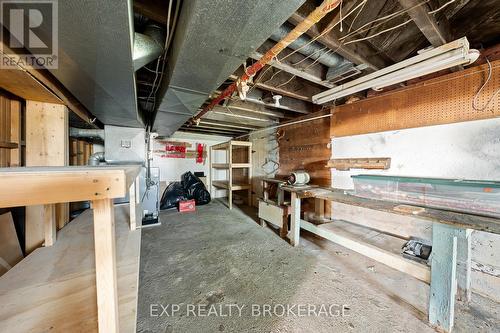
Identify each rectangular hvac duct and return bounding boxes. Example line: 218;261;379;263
153;0;306;135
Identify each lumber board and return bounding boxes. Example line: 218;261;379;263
326;158;391;171
0;205;140;332
301;220;431;283
0;212;23;276
0;166;141;208
25;102;69;253
331;60;500;137
296;187;500;235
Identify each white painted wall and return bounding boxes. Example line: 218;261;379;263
331;118;500;302
151;131;232;199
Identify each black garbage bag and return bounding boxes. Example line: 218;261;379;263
160;181;188;210
181;171;211;206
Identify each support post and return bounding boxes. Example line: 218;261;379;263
43;204;56;246
129;176;141;230
429;223;459;332
228;143;233;210
92;198;119;333
25;101;68;253
456;228;472;302
289;192;301;246
315;198;325;220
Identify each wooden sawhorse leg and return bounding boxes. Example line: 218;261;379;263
429;224;471;332
92;199;119;333
289;192;301;246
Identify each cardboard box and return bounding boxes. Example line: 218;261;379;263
179;199;196;213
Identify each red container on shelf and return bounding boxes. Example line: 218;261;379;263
179;199;196;213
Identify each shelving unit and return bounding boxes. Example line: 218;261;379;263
210;140;252;209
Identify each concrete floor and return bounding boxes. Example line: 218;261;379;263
137;200;500;333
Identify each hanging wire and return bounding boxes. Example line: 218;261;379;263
472;58;500;112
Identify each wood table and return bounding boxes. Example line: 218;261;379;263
0;165;141;333
279;185;500;333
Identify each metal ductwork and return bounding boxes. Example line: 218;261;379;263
133;33;162;71
133;24;165;71
69;127;105;141
88;152;106;166
270;22;348;69
47;0;143;128
152;0;306;136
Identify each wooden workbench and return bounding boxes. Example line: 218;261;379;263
279;185;500;333
0;165;141;333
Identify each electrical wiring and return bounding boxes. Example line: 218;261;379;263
343;19;413;45
472;58;500;112
348;0;367;33
428;0;457;15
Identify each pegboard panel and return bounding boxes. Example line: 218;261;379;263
331;60;500;137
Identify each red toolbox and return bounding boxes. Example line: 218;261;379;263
179;199;196;213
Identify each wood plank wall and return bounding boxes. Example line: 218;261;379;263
277;110;332;213
331;60;500;137
0;93;22;167
277;109;331;186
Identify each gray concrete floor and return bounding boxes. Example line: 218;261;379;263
137;200;500;333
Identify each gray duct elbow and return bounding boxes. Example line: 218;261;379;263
88;152;106;166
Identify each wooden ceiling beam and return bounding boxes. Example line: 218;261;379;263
398;0;451;46
133;0;169;26
288;12;390;71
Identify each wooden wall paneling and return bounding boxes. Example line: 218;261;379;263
278;110;332;215
77;140;85;165
0;95;11;167
9;100;21;167
70;139;78;166
25;101;69;253
331;60;500;137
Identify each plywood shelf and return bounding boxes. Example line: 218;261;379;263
212;180;251;191
212;163;252;169
210;140;253;209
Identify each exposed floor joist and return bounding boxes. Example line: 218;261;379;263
398;0;450;46
288;12;390;71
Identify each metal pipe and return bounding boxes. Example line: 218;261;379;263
189;0;341;124
88;151;106;166
269;23;346;69
69;127;105;140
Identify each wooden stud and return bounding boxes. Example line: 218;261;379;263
289;192;301;246
429;223;458;332
9;100;21;167
228;142;233;210
129;176;141;230
25;101;69;253
92;198;119;333
43;204;56;247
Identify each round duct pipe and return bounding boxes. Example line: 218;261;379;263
69;127;105;141
269;23;348;69
133;24;165;71
88;151;106;166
